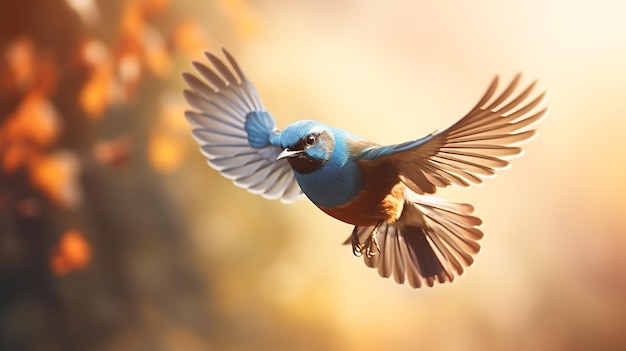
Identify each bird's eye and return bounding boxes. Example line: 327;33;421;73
305;134;316;146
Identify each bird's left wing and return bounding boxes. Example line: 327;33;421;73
183;49;303;202
358;74;548;195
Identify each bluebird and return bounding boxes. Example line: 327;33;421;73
182;49;548;288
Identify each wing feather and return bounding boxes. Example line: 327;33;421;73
360;74;548;194
183;49;303;202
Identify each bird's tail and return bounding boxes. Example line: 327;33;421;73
345;194;483;288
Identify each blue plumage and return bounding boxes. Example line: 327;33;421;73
183;49;548;288
358;134;436;160
244;111;281;148
280;121;366;208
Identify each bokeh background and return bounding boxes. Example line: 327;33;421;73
1;0;625;350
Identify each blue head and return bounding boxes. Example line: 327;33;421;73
278;120;336;174
277;120;366;207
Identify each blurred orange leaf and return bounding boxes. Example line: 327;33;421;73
120;1;145;40
79;40;113;118
1;91;61;173
28;151;82;209
2;142;31;174
4;36;58;94
4;36;35;91
50;229;92;276
4;91;60;147
80;65;113;118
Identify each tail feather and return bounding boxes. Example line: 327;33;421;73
345;195;483;288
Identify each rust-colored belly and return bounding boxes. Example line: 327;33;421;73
319;173;406;227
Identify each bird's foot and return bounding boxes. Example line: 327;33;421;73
350;227;363;257
363;229;381;258
350;224;382;258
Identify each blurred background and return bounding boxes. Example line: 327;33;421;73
1;0;625;350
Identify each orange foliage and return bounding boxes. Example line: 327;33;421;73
2;142;31;174
0;36;83;210
4;91;61;146
1;91;61;173
79;40;114;119
119;0;168;44
115;0;172;99
120;1;145;41
80;65;113;118
1;36;63;176
28;151;82;209
4;36;58;95
117;0;172;81
1;0;248;207
50;229;92;276
4;37;35;91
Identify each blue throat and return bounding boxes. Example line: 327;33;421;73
292;127;364;208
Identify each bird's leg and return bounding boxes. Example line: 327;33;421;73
364;220;383;258
351;221;383;258
350;226;363;257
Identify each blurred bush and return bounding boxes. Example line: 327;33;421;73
0;1;216;350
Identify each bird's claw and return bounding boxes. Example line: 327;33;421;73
351;228;363;257
364;233;380;258
351;226;381;258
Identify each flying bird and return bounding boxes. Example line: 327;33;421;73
182;49;548;288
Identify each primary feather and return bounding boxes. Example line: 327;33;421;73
360;74;548;194
183;49;303;202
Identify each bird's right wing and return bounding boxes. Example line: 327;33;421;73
183;49;303;202
359;74;549;195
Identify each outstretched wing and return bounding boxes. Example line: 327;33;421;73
348;195;483;289
359;74;549;195
183;49;303;202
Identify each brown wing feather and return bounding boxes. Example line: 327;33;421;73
372;74;548;194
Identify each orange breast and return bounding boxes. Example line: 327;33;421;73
319;161;406;227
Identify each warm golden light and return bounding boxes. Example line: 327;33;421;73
1;0;624;350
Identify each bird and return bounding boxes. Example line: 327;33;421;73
182;48;548;289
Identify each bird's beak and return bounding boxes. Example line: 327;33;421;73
276;149;302;160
